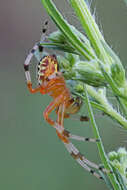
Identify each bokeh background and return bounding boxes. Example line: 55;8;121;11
1;0;127;189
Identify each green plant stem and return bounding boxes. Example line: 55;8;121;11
86;85;127;129
69;0;111;64
84;86;122;190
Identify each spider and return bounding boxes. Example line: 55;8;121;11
24;21;112;179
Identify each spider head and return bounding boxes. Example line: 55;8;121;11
37;54;58;84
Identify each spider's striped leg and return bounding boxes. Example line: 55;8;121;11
62;131;112;174
63;141;112;178
24;43;39;83
24;44;42;93
56;105;99;143
63;141;103;179
55;129;104;179
55;105;112;178
34;20;49;62
40;20;48;42
65;142;112;174
24;20;48;83
34;43;44;62
63;129;100;143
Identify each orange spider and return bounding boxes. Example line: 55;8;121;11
24;22;112;179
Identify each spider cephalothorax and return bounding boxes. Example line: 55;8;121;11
37;54;58;84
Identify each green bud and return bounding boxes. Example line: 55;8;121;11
117;147;127;164
57;53;80;69
112;160;123;174
108;147;127;185
57;55;76;79
73;60;106;87
117;147;127;157
65;53;80;67
74;83;84;93
108;151;118;161
111;63;125;87
62;71;76;80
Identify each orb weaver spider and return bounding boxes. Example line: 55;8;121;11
24;21;112;179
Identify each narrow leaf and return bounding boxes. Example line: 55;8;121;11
40;42;78;54
41;0;95;60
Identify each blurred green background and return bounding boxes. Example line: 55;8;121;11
1;0;127;189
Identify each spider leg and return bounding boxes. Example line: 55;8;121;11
63;129;100;143
40;20;48;41
24;44;39;67
24;44;42;93
55;103;70;143
43;101;58;126
62;133;112;175
54;104;112;178
43;100;69;143
63;141;104;179
24;20;48;87
57;104;65;126
35;20;49;62
24;20;48;70
64;142;111;174
43;99;64;130
56;103;99;143
24;44;38;82
56;128;106;179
